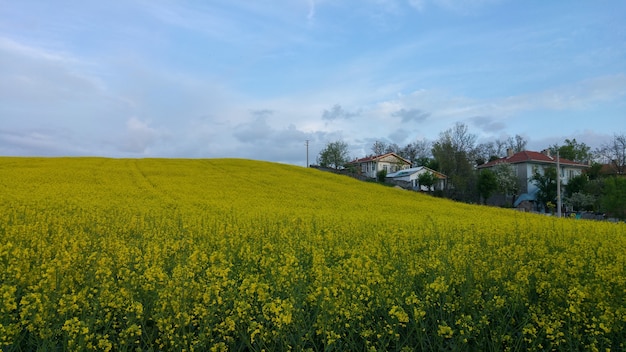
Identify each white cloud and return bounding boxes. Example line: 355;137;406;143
120;117;161;154
0;36;104;104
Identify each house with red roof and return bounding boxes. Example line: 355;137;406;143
346;152;411;179
478;149;589;210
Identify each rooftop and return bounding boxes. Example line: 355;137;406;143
478;150;589;169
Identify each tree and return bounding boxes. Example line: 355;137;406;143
492;163;519;206
371;141;387;156
551;138;592;163
475;135;528;165
432;123;477;201
506;134;528;153
400;143;418;164
565;174;588;197
477;169;498;204
417;171;436;191
530;166;558;212
317;140;350;169
385;143;402;155
474;142;497;166
586;162;604;180
600;176;626;219
595;133;626;175
565;192;595;212
411;138;433;167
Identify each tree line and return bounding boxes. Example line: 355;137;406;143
316;123;626;219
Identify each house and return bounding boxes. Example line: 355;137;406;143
347;152;411;179
478;149;589;210
386;166;447;191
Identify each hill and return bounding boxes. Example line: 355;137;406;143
1;157;625;351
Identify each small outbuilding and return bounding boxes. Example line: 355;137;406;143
386;166;447;191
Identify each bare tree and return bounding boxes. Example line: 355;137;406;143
385;143;402;155
449;122;478;155
596;133;626;175
401;143;418;164
432;122;477;201
371;141;387;156
507;134;528;153
494;138;508;156
475;141;498;165
399;139;432;166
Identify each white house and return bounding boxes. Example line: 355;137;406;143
477;149;589;209
386;166;447;191
347;152;411;179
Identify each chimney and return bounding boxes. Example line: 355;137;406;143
542;149;551;158
506;148;514;158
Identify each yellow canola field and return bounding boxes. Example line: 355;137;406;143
0;157;625;351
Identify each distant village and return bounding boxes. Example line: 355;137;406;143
311;124;626;221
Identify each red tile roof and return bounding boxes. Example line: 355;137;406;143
348;152;411;165
478;150;588;168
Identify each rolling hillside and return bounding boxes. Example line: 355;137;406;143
1;157;625;351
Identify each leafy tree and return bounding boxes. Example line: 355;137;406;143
477;169;498;204
585;162;604;180
584;178;605;211
417;171;436;191
492;163;519;205
600;176;626;219
565;192;595;212
565;174;588;197
595;133;626;175
317;140;350;169
530;166;558;212
551;138;592;163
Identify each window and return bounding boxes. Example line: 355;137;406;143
568;169;576;179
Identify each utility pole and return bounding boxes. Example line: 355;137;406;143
305;140;309;167
556;150;562;218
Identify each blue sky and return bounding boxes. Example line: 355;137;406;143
1;0;625;165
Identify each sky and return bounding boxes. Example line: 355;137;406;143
1;0;625;166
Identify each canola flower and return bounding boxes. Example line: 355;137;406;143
0;157;625;351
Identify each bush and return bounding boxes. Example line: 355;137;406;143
377;169;387;182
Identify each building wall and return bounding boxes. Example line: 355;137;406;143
359;161;378;178
359;157;410;179
520;163;585;196
517;164;530;194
